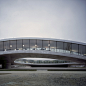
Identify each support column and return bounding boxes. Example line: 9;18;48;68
1;55;11;69
2;61;11;69
11;59;14;65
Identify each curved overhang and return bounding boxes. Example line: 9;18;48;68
0;50;86;64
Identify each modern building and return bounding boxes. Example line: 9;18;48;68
0;37;86;69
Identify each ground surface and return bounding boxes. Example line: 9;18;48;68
0;71;86;86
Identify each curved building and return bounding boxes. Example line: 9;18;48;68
0;37;86;69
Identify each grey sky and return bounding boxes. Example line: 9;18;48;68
0;0;86;43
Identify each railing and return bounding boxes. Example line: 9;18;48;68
0;47;85;57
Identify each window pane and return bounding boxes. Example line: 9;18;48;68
17;40;22;50
10;40;16;50
82;45;86;56
72;43;78;55
84;46;86;56
37;40;42;50
79;45;82;55
4;41;9;51
30;39;36;50
0;42;3;51
23;39;29;50
50;41;56;52
64;42;71;53
57;41;63;52
43;40;49;50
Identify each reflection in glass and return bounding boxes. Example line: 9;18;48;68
23;39;29;50
79;45;82;55
43;40;49;50
37;40;42;50
50;41;56;52
57;42;63;52
64;42;71;53
79;45;86;56
30;39;36;50
10;40;16;50
82;45;86;56
0;42;3;51
85;46;86;56
71;43;78;55
17;40;22;50
4;41;9;51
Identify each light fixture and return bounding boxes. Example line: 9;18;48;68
10;45;12;47
48;44;50;46
35;45;37;47
23;45;24;47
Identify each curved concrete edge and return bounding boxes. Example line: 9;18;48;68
0;50;86;61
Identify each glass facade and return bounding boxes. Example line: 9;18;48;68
4;41;9;51
79;45;83;56
57;41;63;52
17;40;22;50
79;45;86;56
50;41;56;52
9;40;16;50
0;42;3;51
71;43;78;55
43;40;49;50
23;39;29;50
30;39;36;50
82;45;86;56
37;40;42;50
63;42;71;53
0;39;86;57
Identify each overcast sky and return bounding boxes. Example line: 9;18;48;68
0;0;86;43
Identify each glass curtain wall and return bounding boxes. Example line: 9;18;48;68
4;41;9;51
50;41;56;52
84;46;86;56
82;45;86;56
17;40;22;50
71;43;78;55
30;39;36;50
79;45;82;56
43;40;49;50
0;42;3;51
23;39;29;50
79;45;86;56
9;40;16;50
63;42;71;53
57;41;63;52
0;39;86;57
37;40;42;50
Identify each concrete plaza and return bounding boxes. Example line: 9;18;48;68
0;71;86;86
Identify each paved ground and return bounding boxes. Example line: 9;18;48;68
12;66;86;69
0;71;86;86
